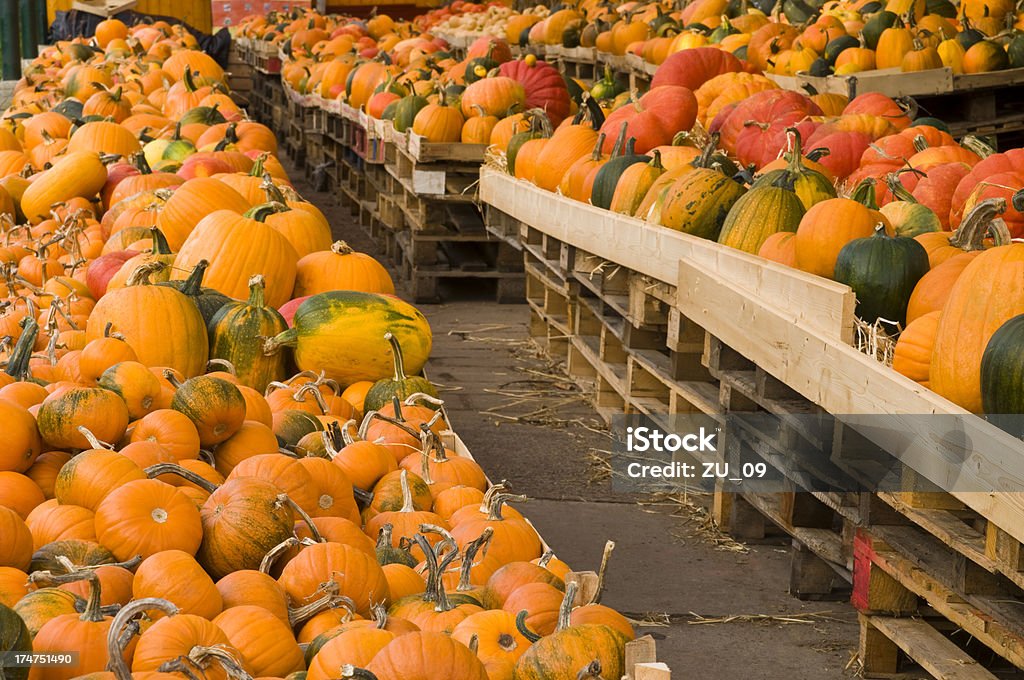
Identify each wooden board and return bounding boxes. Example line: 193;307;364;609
479;168;855;343
674;260;1024;548
861;615;1000;680
768;66;1024;99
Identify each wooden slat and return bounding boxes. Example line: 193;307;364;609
674;260;1024;556
865;615;999;680
478;168;855;343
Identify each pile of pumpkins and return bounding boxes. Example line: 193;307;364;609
452;0;1024;77
0;16;637;680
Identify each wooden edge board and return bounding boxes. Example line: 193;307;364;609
861;614;1000;680
478;168;855;344
674;260;1024;550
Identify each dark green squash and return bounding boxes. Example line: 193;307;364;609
363;332;438;413
158;259;234;327
208;275;288;393
273;410;323;448
30;539;114;574
718;185;805;254
709;16;739;43
392;94;429;133
833;224;929;327
824;34;859;63
590;122;648;210
925;0;957;16
0;603;31;680
589;66;622;101
861;10;899;49
957;19;986;50
982;314;1024;421
1008;34;1024;69
782;0;827;26
910;116;950;134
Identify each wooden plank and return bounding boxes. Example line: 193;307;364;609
866;615;999;680
479;168;855;343
675;260;1024;548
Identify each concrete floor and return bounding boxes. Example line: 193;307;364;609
290;163;861;678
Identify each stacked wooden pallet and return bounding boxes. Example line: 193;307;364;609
480;165;1024;679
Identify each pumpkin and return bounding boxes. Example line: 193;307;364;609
752;128;836;209
195;476;295;580
0;603;31;680
36;388;130;450
0;401;42;473
19;151;106;224
599;87;697;155
171;208;299;308
363;332;438;413
264;291;431;386
833;225;930;326
294;241;395;297
129;409;201;462
98;360;163;420
367;631;489;680
412;101;464;144
155;178;253;250
86;264;209;378
216;570;290;625
158;260;234;327
169;373;246;446
512;583;628;680
718;185;805;254
460;77;526;118
498;60;571;126
0;507;31;570
94;478;203;560
963;39;1009;73
659;168;746;240
589;129;648;210
931;242;1024;412
213;605;305;677
907;252;977;323
208;275;288;392
794;198;882;279
893;311;941;387
279;541;390;617
307;628;396;680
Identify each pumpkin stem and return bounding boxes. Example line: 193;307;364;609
4;315;38;380
591;539;615;605
487;493;527;521
331;240;355;256
244;201;289;223
264;327;299;356
77;426;112;451
468;634;480;654
131;151;154;175
125;260;167;286
950;197;1010;250
413;533;444;605
961;134;995;159
384;331;408;383
261;172;290;204
556;580;579;632
144;462;218;492
161;369;185;390
278;492;324;543
537;550;556;567
693;132;721;169
105;598;179;679
289;588;354;628
398;469;417;513
589;132;607;161
371;603;389;629
178;259;210;296
161;645;251;680
610;121;629;159
149;227;173;256
515;609;542;642
885;173;918;203
912;134;931;154
259;536;301;574
850;177;880;210
457;527;494;592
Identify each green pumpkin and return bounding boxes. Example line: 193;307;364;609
589;66;622;101
824;35;859;63
718;186;805;254
562;19;585;47
981;314;1024;420
782;0;826;25
709;17;739;43
158;260;233;327
910;116;950;134
879;176;942;237
208;275;288;393
179;104;227;126
363;332;439;413
590;123;647;210
273;410;323;448
957;21;986;50
392;95;429;133
751;129;836;210
660;168;747;240
52;99;84;121
833;225;929;327
862;11;899;49
0;603;31;680
1008;34;1024;69
264;291;432;386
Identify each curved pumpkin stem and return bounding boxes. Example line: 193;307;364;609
591;540;615;605
4;315;38;381
260;536;301;574
556;580;579;632
144;462;218;493
487;493;527;521
125;260;167;286
950;197;1009;250
885;173;918;204
576;661;605;680
277;492;324;543
289;588;355;628
515;609;542;643
457;527;494;592
106;598;179;680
